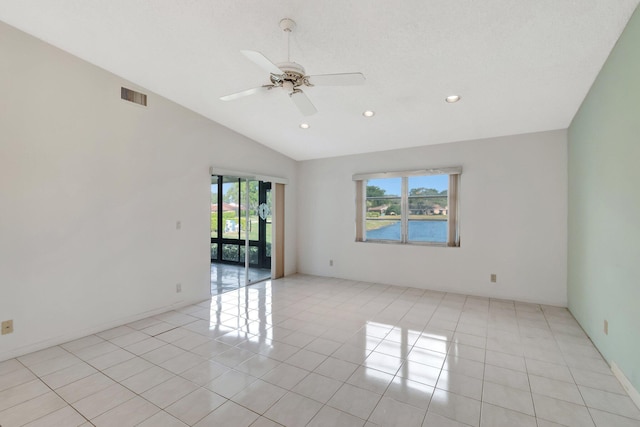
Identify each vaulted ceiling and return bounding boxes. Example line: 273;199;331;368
1;1;638;160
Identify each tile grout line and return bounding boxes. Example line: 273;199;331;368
14;353;95;426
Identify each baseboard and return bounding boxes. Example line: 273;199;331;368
0;296;208;363
304;271;569;307
612;361;640;410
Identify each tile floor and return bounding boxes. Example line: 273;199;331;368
211;263;271;295
1;275;639;427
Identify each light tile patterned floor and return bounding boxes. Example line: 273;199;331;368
1;275;639;426
211;263;271;295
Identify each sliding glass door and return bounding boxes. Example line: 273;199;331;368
210;176;271;292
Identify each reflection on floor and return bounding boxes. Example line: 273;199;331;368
211;263;271;295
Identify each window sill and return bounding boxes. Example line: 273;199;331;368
356;239;458;248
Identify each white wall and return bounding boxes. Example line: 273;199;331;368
297;130;568;306
0;21;297;361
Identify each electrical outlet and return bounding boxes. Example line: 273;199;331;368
604;319;608;335
2;320;13;335
176;221;181;230
329;259;334;266
176;283;182;293
490;274;497;283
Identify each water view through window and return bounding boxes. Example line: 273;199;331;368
365;174;449;243
367;220;447;242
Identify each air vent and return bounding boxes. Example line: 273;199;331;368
121;87;147;106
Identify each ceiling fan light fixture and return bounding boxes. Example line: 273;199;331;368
283;81;295;92
299;123;310;129
445;95;461;103
363;110;375;117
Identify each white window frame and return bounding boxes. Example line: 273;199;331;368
354;167;461;247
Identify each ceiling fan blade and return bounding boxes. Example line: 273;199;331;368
220;85;272;101
241;50;283;75
290;90;317;116
306;72;365;86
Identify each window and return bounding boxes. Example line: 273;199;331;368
365;177;402;241
354;168;461;246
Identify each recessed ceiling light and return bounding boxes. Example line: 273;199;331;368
363;110;375;117
299;123;310;129
445;95;461;103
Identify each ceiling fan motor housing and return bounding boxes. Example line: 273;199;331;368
271;62;309;89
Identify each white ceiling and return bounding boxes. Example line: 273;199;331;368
1;1;638;161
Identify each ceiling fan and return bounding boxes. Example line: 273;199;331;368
220;18;365;116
